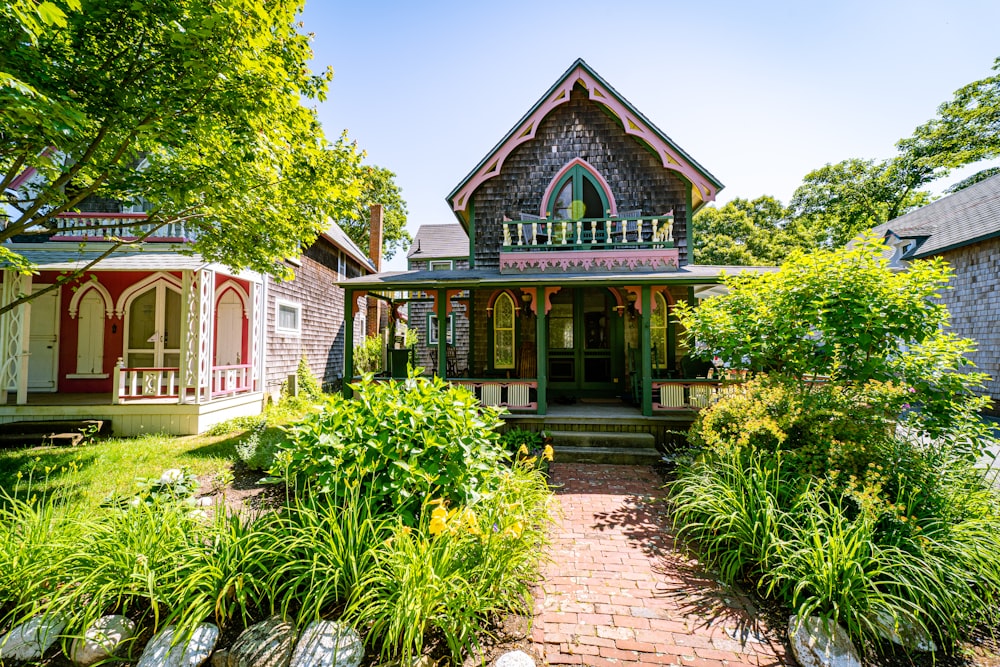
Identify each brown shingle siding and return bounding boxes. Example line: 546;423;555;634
471;85;690;270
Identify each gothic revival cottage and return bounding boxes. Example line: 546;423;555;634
0;183;375;434
340;59;771;424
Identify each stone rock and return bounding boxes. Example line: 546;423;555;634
70;615;136;666
137;623;219;667
210;649;230;667
226;616;296;667
288;620;363;667
873;612;937;653
788;616;861;667
494;650;536;667
0;614;67;662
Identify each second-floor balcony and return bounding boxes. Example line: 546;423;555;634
49;212;197;242
499;215;679;274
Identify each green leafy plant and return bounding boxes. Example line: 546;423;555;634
295;357;323;400
235;426;285;472
272;369;508;525
353;335;384;375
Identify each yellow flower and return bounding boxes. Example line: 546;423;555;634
543;444;554;462
429;505;449;536
518;444;529;456
503;521;524;539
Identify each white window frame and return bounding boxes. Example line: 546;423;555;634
427;313;454;345
428;260;454;271
275;299;302;337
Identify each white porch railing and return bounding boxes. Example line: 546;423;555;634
502;215;673;251
651;379;744;411
113;363;255;402
450;379;538;411
51;212;196;241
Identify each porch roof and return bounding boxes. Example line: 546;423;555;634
336;264;777;292
1;244;263;281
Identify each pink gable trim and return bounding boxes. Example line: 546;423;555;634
450;66;718;213
538;157;617;217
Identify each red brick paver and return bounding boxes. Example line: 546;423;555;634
532;463;790;666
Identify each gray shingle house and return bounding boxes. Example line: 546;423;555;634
873;173;1000;413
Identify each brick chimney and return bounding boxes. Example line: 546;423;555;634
366;204;384;337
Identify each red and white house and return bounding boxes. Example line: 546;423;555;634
0;196;378;435
0;212;267;435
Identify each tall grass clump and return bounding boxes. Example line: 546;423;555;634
671;241;1000;655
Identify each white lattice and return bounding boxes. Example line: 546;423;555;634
198;269;214;398
250;282;262;388
0;273;25;396
182;270;200;393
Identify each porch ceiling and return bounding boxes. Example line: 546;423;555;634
336;264;778;291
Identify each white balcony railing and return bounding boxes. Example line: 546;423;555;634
113;363;255;402
502;216;673;251
51;212;196;241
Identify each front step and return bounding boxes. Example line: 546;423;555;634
0;419;109;448
547;430;661;465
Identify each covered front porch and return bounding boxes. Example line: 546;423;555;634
339;265;771;417
0;245;268;435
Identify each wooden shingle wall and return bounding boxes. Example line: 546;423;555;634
934;239;1000;414
471;85;691;270
408;259;471;374
265;241;368;397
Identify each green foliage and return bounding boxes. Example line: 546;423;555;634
676;239;990;451
349;463;551;664
234;427;285;472
789;158;933;247
693;196;816;266
295;357;323;401
340;165;411;259
900;57;1000;173
353;335;384;375
272;370;507;525
0;0;406;314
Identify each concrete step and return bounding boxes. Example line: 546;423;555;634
554;446;663;465
546;430;657;450
0;419;108;448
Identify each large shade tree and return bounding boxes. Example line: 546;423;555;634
0;0;405;315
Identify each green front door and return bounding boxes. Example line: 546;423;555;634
547;287;623;400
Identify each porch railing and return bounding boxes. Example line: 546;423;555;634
651;379;743;411
502;216;673;251
51;212;197;242
113;363;255;402
450;379;538;411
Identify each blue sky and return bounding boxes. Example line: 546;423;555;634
300;1;1000;269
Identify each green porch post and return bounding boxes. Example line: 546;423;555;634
344;288;355;398
535;286;547;415
437;289;448;378
640;285;653;416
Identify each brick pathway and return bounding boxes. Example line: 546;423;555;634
531;463;791;667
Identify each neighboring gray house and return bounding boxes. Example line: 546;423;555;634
873;173;1000;413
265;221;375;398
406;224;470;374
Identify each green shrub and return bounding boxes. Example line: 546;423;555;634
671;380;1000;652
295;357;323;400
354;335;383;375
235;426;285;472
272;370;508;525
349;462;551;664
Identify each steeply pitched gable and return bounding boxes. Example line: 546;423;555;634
446;59;723;228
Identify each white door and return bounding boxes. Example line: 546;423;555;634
27;286;60;391
215;290;243;366
124;284;181;368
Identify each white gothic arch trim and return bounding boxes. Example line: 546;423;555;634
68;279;114;320
115;271;183;318
214;280;250;319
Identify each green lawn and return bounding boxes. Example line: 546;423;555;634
0;430;245;509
